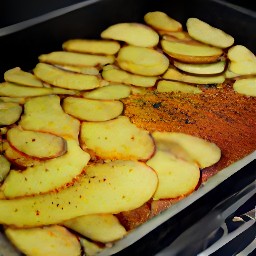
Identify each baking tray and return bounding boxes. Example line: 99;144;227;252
0;0;255;255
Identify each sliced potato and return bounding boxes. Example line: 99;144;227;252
82;84;131;100
34;63;100;90
79;237;103;256
39;51;115;67
233;78;256;96
187;18;234;48
144;11;182;32
163;66;225;84
55;65;99;75
5;225;81;256
117;45;169;76
0;97;26;104
161;31;192;41
0;102;22;126
4;67;43;87
7;126;67;159
0;160;158;227
102;65;157;87
2;139;90;198
80;116;155;160
19;95;80;140
101;23;159;47
157;80;202;94
63;39;120;55
0;155;10;182
63;214;127;243
63;97;123;121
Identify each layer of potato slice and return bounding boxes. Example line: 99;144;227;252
63;39;120;55
2;139;90;198
39;51;115;67
163;66;225;84
7;126;67;159
117;45;169;76
5;225;81;256
152;131;221;169
0;155;10;182
144;11;182;32
0;102;22;125
82;84;131;100
233;78;256;96
161;39;223;63
0;160;157;227
19;95;80;140
0;97;26;104
187;18;234;48
63;214;127;243
102;65;157;87
101;22;159;47
157;80;202;94
161;31;192;41
80;116;155;160
4;67;43;87
55;64;100;75
63;97;123;121
173;60;226;75
34;63;100;90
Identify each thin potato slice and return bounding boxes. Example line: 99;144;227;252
5;225;81;256
39;51;115;67
34;63;100;90
0;160;158;227
79;238;103;256
63;97;123;121
80;116;155;160
2;139;90;198
157;80;202;94
0;97;26;104
101;23;159;47
233;78;256;96
4;67;43;87
0;155;10;182
0;102;22;125
55;64;100;75
63;39;120;55
187;18;234;48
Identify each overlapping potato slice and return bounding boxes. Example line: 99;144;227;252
7;126;67;159
63;97;123;121
0;97;26;104
233;78;256;96
227;45;256;75
163;66;225;84
157;80;202;94
19;95;80;140
80;238;103;256
161;31;192;41
173;60;226;75
39;51;115;67
80;116;155;160
2;139;90;198
161;39;223;63
102;65;157;87
82;84;131;100
0;102;22;125
144;11;182;32
101;23;159;47
117;45;169;76
187;18;234;48
4;67;44;87
0;160;157;227
0;155;10;182
63;214;127;243
33;63;100;90
63;39;120;55
5;225;81;256
55;64;100;75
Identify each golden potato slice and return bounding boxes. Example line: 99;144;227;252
4;67;43;87
0;102;22;126
63;39;120;55
0;155;10;182
80;116;155;161
102;65;157;87
233;78;256;96
187;18;234;48
144;11;182;32
117;45;169;76
101;23;159;47
5;225;81;256
63;214;127;243
63;97;123;121
157;80;202;94
0;160;158;227
0;97;26;104
55;64;100;75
